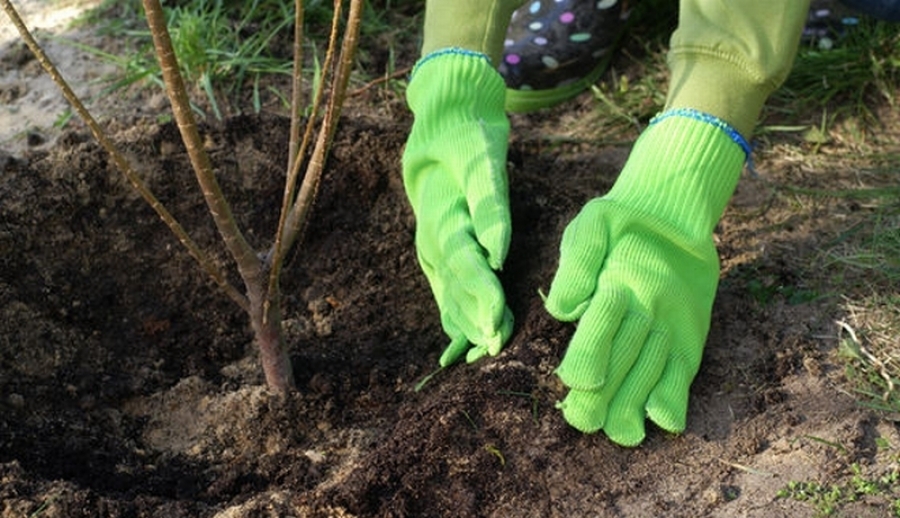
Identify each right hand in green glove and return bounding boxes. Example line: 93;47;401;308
545;112;747;446
402;49;514;366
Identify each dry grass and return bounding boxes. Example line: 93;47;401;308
839;298;900;416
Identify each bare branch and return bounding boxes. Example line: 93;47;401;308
278;0;363;263
286;0;306;171
266;0;352;297
0;0;248;311
141;0;261;287
141;0;296;393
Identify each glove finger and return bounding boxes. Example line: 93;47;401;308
469;188;511;271
437;288;512;367
545;200;609;321
430;255;508;366
603;330;669;447
437;302;512;366
412;179;510;364
557;312;650;432
411;170;467;282
413;171;508;339
465;140;511;271
439;332;471;367
442;240;509;344
556;289;648;391
464;305;514;364
557;388;609;434
646;347;702;435
442;97;510;270
425;116;510;271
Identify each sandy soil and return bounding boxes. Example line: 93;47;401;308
1;1;899;517
1;0;114;157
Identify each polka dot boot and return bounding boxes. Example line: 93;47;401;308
803;0;863;49
803;0;900;50
500;0;633;113
840;0;900;22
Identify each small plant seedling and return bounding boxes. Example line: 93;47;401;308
27;494;57;518
777;463;900;517
484;443;506;466
1;0;364;394
414;366;444;392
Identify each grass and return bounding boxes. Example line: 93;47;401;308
776;462;900;517
766;17;900;516
756;15;900;423
562;0;674;144
808;167;900;417
85;0;297;118
27;495;56;518
584;7;900;142
775;16;900;119
827;204;900;281
839;295;900;416
586;42;668;141
70;0;420;119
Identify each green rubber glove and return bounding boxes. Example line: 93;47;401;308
545;111;747;446
402;49;514;367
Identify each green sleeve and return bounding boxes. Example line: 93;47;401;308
421;0;527;65
665;0;811;138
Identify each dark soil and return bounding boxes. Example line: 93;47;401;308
2;105;897;517
2;7;900;510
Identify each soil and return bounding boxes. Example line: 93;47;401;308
2;3;900;518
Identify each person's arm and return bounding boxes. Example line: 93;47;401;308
602;0;811;250
420;0;525;63
546;0;810;446
666;0;810;137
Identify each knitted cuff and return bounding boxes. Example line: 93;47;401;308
406;49;507;143
607;111;746;237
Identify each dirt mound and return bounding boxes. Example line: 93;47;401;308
2;110;896;517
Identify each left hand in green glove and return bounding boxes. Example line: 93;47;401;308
401;50;514;367
544;111;748;446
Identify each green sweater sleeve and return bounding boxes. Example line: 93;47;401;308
665;0;811;138
420;0;527;65
421;0;809;137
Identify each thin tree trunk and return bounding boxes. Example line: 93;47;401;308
3;0;362;396
142;0;295;393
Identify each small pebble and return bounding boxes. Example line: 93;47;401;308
8;394;24;408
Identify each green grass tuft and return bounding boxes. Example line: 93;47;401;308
775;17;900;119
777;463;900;517
73;0;422;118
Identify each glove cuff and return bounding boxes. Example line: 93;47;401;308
406;49;508;143
607;111;746;238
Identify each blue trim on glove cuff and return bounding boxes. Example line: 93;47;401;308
412;47;493;80
650;108;754;172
